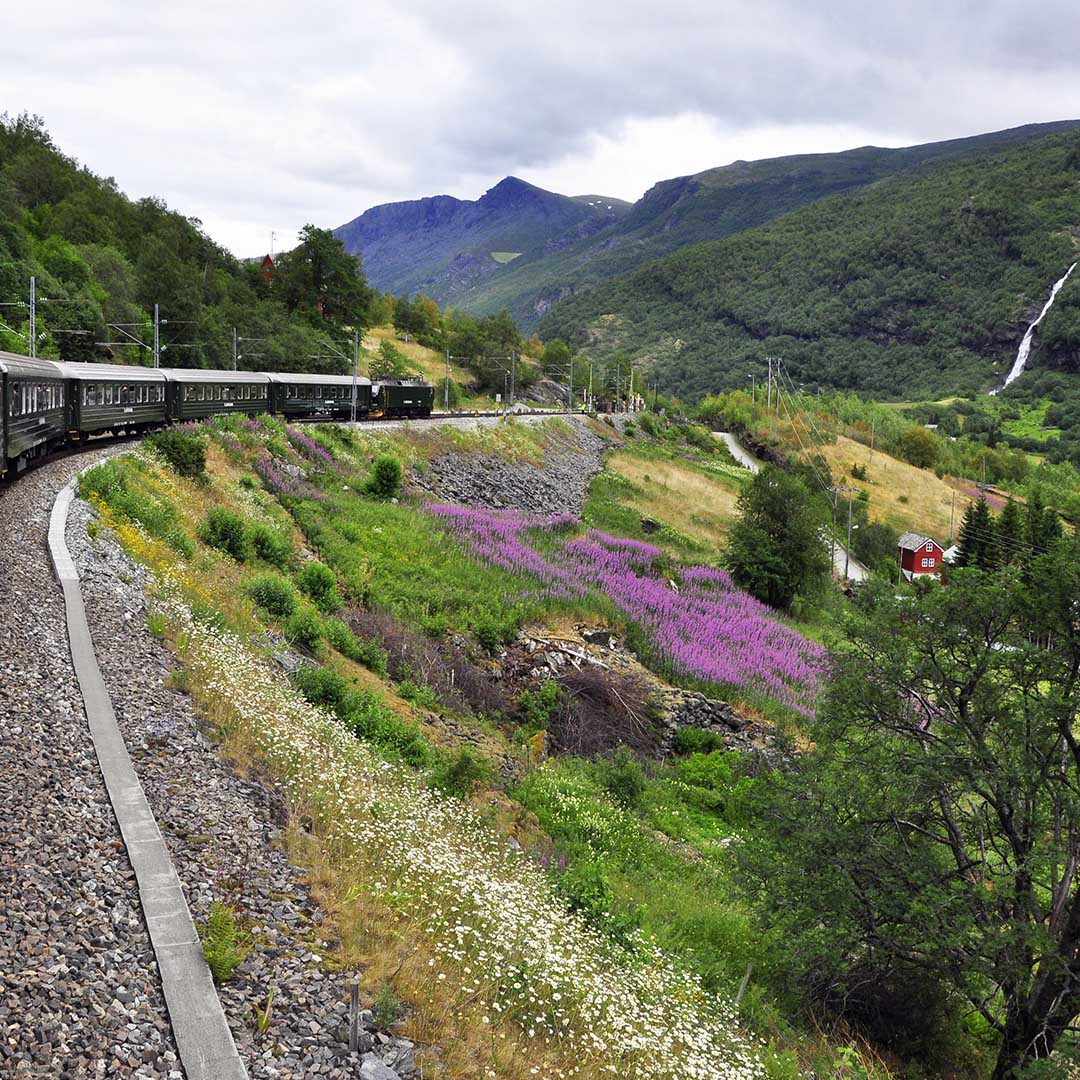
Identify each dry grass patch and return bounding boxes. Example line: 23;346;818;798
607;452;741;550
811;435;971;540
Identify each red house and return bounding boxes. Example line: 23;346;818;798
898;533;944;582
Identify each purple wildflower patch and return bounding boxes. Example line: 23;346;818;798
431;505;826;714
286;427;335;466
254;453;324;501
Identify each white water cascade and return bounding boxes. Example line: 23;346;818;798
999;262;1078;389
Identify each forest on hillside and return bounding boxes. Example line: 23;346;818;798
0;112;378;372
539;130;1080;404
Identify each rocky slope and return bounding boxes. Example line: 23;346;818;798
408;415;608;515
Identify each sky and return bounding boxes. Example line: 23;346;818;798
2;0;1079;257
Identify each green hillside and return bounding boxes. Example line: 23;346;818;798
539;129;1080;402
456;121;1080;326
0;113;372;371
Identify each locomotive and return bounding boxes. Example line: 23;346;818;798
0;352;435;478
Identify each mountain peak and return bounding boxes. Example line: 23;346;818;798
478;176;552;209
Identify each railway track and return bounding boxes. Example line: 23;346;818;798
1;409;582;487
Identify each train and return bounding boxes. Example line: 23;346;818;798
0;352;435;478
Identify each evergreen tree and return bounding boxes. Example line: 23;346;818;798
994;497;1025;567
956;497;993;569
1024;488;1063;556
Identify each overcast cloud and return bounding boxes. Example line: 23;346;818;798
2;0;1079;256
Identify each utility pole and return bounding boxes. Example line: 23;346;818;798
845;489;854;580
766;357;772;412
351;329;360;423
588;360;594;410
28;276;36;358
232;326;238;371
615;358;621;411
444;349;451;412
568;359;573;413
153;303;160;368
510;350;516;413
831;485;858;581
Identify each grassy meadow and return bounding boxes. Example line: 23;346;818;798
71;412;905;1080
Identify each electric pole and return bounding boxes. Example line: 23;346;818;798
348;330;359;423
831;485;858;580
845;488;854;580
153;304;160;368
445;349;451;412
28;276;36;358
510;350;516;413
766;356;772;412
232;326;238;371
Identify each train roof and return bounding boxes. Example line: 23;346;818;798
157;367;270;384
0;352;70;379
56;361;166;382
263;371;371;386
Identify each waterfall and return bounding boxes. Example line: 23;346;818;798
999;262;1078;389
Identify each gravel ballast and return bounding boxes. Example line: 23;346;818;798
0;448;179;1079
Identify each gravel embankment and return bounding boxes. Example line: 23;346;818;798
66;497;419;1080
0;448;180;1080
409;414;608;515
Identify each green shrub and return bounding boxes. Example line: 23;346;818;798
198;901;250;984
293;666;431;766
399;679;439;711
474;620;500;654
672;727;728;755
373;981;400;1029
148;428;207;478
249;523;293;568
297;561;341;612
284;605;322;652
638;412;661;437
430;746;496;798
199;507;250;561
293;666;352;711
238;474;257;490
365;454;403;500
320;618;388;673
553;861;642;945
596;746;647;809
247;572;297;618
519;680;561;731
321;616;359;656
79;460;128;501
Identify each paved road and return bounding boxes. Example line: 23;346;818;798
714;430;763;473
714;430;870;582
